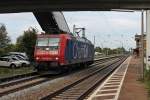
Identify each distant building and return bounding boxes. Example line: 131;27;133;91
134;34;146;57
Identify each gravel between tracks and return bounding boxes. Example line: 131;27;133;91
0;58;119;100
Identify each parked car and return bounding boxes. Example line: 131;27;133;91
4;55;30;67
1;52;29;61
8;52;29;60
15;57;30;67
0;57;21;68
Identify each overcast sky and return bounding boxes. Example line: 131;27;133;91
0;11;141;50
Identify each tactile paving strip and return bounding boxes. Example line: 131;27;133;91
87;57;131;100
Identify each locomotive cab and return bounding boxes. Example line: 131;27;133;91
34;35;61;69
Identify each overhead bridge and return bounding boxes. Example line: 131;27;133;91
0;0;150;13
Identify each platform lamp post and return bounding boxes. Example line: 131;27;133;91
141;10;144;79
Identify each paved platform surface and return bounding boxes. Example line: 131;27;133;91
118;56;148;100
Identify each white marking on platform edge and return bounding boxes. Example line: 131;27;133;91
95;93;116;97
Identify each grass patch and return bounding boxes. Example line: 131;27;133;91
144;69;150;98
0;66;34;78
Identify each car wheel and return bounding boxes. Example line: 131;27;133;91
22;63;26;67
10;64;16;68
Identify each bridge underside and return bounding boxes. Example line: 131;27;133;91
0;0;150;13
33;12;60;33
1;0;149;33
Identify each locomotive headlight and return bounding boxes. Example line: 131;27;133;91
55;57;59;60
36;57;40;60
45;47;49;50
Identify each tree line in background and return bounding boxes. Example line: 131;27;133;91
0;23;37;61
95;46;126;55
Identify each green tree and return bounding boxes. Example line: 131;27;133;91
4;44;16;53
102;48;111;55
16;27;37;61
0;24;11;55
95;47;102;53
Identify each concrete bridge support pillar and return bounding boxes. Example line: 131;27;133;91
146;10;150;70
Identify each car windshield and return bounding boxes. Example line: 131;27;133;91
16;55;25;60
37;37;60;50
11;58;18;61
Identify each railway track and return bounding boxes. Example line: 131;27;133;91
0;55;121;84
0;55;120;86
0;56;124;98
0;75;54;97
41;56;127;100
0;72;37;83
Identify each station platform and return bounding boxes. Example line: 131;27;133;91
118;56;148;100
87;56;148;100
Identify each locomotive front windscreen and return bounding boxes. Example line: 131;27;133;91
37;37;60;50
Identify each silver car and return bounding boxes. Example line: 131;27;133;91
0;57;21;68
5;56;30;67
